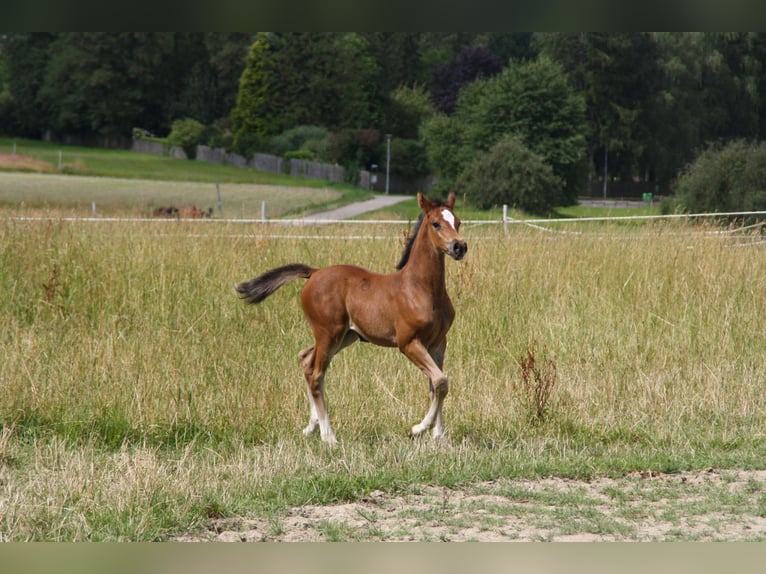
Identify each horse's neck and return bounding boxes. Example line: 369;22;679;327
401;227;447;294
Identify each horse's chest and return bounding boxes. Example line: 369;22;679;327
415;296;454;337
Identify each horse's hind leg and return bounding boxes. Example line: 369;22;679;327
300;342;336;445
299;330;359;445
299;345;320;438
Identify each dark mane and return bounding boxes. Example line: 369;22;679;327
396;196;449;270
396;213;425;270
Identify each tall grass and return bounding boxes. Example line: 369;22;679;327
1;216;765;540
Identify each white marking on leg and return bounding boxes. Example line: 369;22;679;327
411;376;447;438
441;209;456;230
318;413;337;446
303;393;319;437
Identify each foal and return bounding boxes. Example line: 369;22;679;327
236;192;467;445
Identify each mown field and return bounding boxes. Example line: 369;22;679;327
2;203;766;540
0;137;370;218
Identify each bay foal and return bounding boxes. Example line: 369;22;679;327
236;192;467;445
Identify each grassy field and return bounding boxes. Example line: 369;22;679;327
0;146;764;540
0;137;370;218
1;208;766;540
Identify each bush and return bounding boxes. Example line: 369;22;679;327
283;149;315;161
457;136;563;213
266;125;330;159
167;118;205;160
203;118;233;149
328;128;381;176
674;140;766;213
387;138;430;178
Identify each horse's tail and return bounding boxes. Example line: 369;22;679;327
236;263;315;305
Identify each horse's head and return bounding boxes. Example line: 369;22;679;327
418;191;467;261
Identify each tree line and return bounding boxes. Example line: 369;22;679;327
2;32;766;212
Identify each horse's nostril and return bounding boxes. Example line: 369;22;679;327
451;240;467;259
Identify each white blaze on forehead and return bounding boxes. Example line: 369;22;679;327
441;209;456;230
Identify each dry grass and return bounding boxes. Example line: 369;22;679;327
1;215;766;540
0;153;56;173
0;172;341;218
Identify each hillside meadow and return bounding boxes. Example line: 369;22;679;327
1;206;766;540
0;138;371;218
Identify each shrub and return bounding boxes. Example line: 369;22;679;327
387;138;430;178
283;149;315;161
167;118;205;160
457;136;563;213
674;140;766;213
328;128;381;176
266;125;330;158
203;118;233;149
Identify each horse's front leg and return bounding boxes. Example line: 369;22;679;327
428;340;448;441
400;339;449;443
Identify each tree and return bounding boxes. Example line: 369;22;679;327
33;33;182;141
424;55;587;204
258;33;380;135
1;33;57;137
385;83;435;139
429;45;502;114
536;33;661;186
230;33;273;156
646;33;760;184
363;33;425;94
421;113;468;181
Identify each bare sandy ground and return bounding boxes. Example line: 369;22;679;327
176;469;766;542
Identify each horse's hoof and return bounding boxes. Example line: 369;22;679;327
409;423;426;438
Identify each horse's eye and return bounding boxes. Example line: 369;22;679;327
432;221;441;230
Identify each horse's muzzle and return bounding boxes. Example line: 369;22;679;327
448;239;467;260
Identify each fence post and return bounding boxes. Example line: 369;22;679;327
261;201;266;222
503;205;508;233
216;183;223;217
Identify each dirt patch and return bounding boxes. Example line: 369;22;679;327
0;153;54;173
177;469;766;542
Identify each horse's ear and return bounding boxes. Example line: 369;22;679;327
417;192;430;211
446;191;456;209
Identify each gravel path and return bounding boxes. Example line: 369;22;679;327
301;194;411;220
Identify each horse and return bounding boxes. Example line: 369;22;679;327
179;205;213;218
152;205;179;217
236;192;467;446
